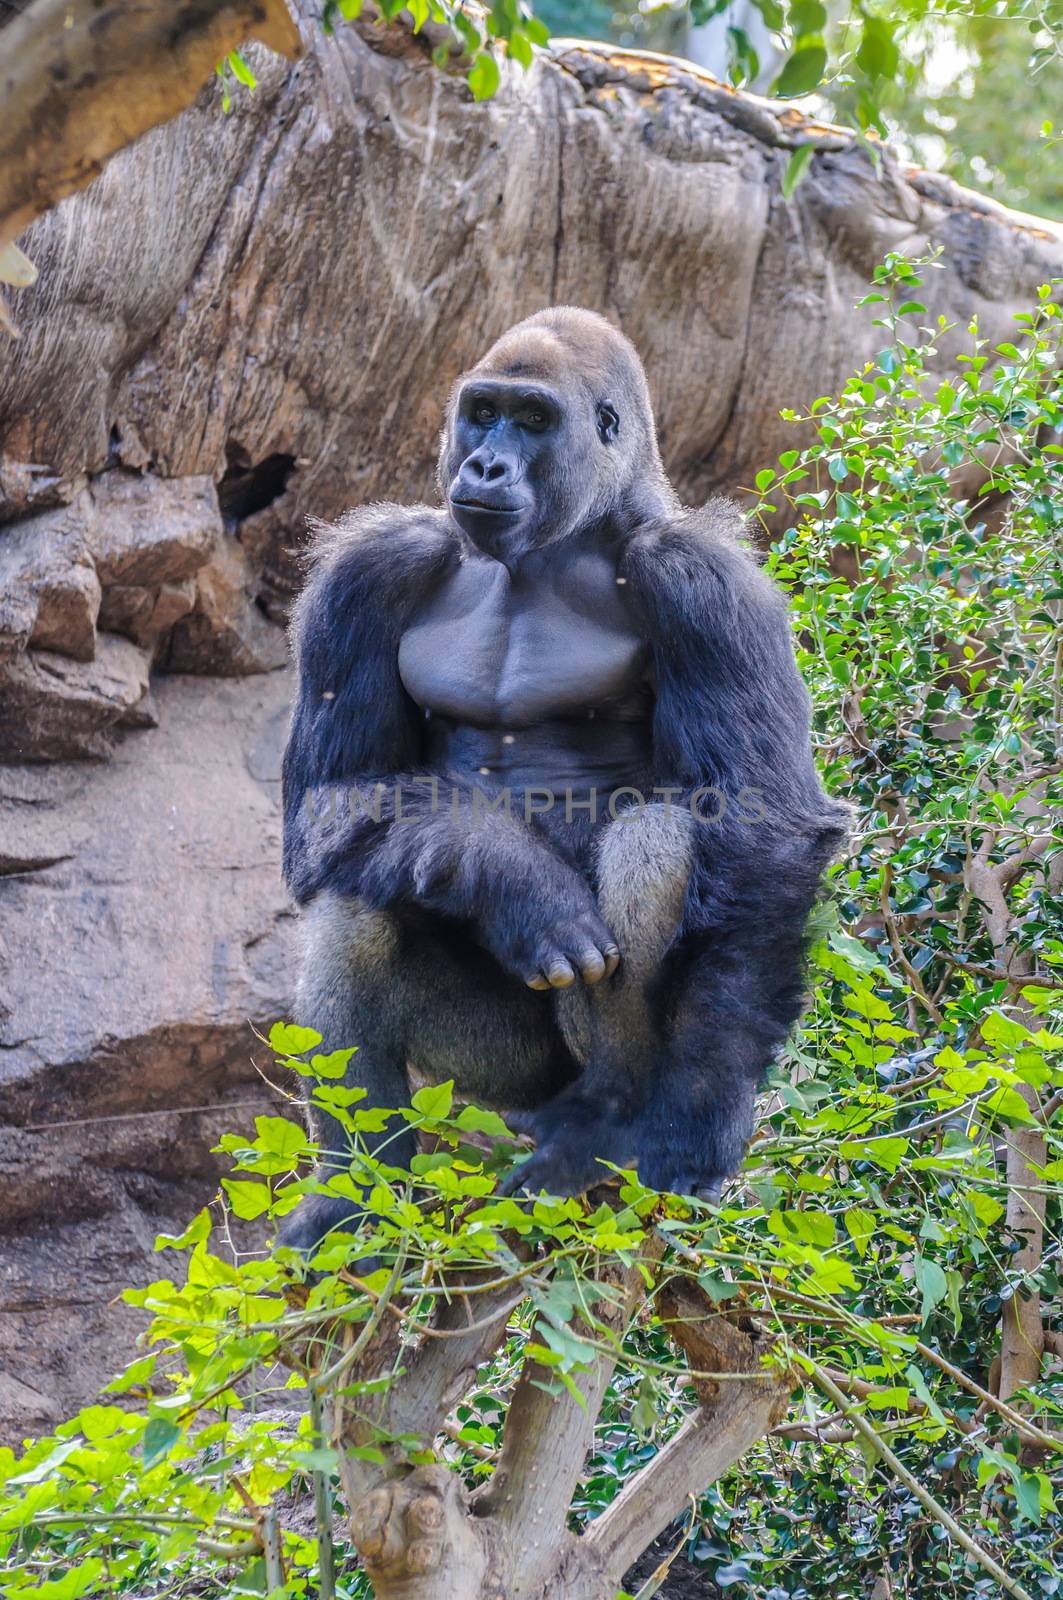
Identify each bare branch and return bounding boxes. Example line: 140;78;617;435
585;1278;791;1586
472;1250;659;1597
587;1377;790;1585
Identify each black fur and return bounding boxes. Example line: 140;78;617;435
278;311;847;1248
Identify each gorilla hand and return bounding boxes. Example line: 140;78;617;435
482;866;620;991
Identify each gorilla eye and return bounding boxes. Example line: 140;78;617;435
473;402;498;425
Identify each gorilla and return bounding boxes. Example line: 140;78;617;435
278;307;847;1250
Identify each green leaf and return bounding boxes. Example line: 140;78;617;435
227;49;257;90
839;1137;909;1171
690;0;728;24
855;16;898;83
698;1270;742;1302
142;1414;181;1468
254;1115;309;1159
103;1353;159;1393
468;51;501;101
455;1103;513;1137
915;1256;947;1323
982;1084;1035;1124
727;24;760;85
154;1206;211;1251
223;1178;273;1219
844;1207;875;1257
788;0;826;35
772;43;826;98
981;1010;1031;1050
768;1207;836;1248
411;1080;454;1120
311;1047;357;1079
270;1022;323;1056
782;143;814;199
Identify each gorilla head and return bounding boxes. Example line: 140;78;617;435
438;306;677;564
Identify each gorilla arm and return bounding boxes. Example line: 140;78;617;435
282;506;618;991
508;501;849;1197
622;500;851;1190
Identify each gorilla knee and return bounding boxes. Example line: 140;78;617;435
295;892;400;1038
595;802;693;978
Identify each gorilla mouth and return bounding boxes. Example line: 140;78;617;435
451;498;525;516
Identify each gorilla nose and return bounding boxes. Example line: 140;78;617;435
456;452;518;498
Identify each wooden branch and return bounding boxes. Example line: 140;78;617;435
339;1271;521;1503
967;851;1047;1401
349;1462;504;1600
0;0;302;250
585;1277;791;1587
587;1379;789;1584
472;1249;658;1598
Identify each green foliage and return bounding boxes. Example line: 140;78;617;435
215;0;1063;168
881;16;1063;222
2;262;1062;1596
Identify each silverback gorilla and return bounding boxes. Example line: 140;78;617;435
279;307;847;1250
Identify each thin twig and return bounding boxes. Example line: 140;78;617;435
808;1360;1035;1600
914;1341;1062;1453
309;1385;337;1600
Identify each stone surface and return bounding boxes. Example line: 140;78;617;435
0;632;153;762
0;495;101;663
165;537;289;676
0;671;295;1441
88;471;220;588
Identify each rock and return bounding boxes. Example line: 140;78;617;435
165;538;289;676
88;470;220;587
98;576;197;649
0;14;1059;554
0;495;101;663
0;671;295;1439
0;633;152;762
0;472;254;758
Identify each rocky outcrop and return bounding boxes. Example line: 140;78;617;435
0;672;293;1438
1;6;1061;1429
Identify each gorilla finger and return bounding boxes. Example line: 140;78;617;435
546;960;576;988
603;945;621;978
499;1156;545;1197
576;947;607;984
504;1109;540;1139
525;972;551;991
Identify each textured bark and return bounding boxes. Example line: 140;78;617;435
2;2;1063;1431
968;847;1056;1403
0;0;302;252
333;1268;787;1600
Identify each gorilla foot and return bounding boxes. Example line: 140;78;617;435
635;1148;727;1203
501;1102;633;1197
275;1190;366;1258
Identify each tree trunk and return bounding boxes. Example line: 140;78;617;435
1;1;1062;1433
326;1263;790;1600
0;0;302;253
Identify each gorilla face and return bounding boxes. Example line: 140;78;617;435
444;375;618;565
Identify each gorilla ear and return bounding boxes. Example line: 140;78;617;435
596;402;620;445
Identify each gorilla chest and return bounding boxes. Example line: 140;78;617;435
397;551;648;726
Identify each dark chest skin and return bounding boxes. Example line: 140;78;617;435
398;529;653;792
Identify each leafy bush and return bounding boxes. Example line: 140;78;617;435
1;261;1061;1599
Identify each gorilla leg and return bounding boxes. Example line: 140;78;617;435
279;889;572;1250
506;803;694;1193
631;934;792;1198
